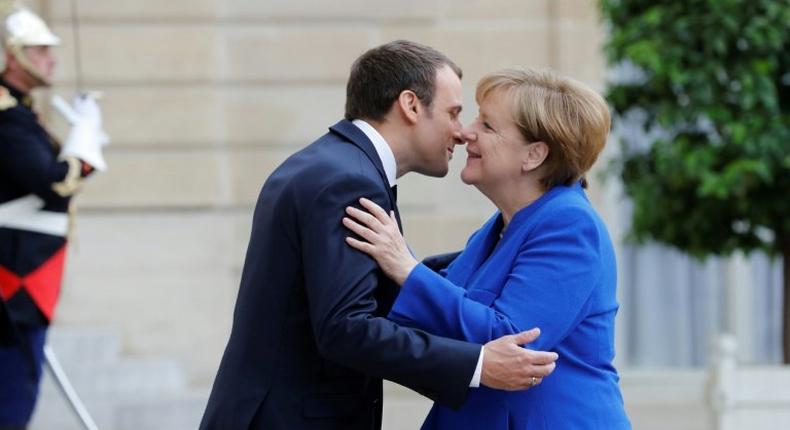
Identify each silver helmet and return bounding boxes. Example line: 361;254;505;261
2;5;60;84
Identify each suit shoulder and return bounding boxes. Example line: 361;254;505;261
522;187;602;238
543;186;596;214
286;135;377;185
261;138;381;210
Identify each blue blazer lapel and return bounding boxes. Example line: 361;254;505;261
445;213;503;289
449;186;575;306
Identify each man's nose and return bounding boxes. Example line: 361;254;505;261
461;128;477;143
452;130;465;145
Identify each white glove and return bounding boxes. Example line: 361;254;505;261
52;93;110;171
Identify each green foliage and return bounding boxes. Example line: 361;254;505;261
601;0;790;257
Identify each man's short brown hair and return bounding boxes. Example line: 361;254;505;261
345;40;461;122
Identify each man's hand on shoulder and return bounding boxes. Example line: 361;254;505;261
481;328;558;390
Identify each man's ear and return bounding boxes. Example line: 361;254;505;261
522;141;549;172
396;90;420;125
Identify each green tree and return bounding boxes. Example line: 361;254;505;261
600;0;790;361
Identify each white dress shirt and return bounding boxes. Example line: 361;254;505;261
351;119;484;388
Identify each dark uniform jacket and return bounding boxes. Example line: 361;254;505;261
0;78;90;327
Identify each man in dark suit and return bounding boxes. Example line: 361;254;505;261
200;40;559;430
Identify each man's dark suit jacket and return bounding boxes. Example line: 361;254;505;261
199;120;480;430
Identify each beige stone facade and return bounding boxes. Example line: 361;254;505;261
28;0;609;388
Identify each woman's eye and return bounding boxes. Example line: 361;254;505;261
483;122;494;131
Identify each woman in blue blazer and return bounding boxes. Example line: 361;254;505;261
343;68;631;429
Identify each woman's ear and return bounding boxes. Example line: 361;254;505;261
397;90;420;125
522;141;549;172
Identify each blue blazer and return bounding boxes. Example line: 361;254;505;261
200;120;480;430
390;183;631;429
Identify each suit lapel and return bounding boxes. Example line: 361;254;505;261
329;120;401;231
445;213;503;289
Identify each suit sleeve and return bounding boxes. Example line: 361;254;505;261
388;206;602;351
299;173;480;408
421;251;461;274
0;117;90;199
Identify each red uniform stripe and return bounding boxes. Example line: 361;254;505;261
0;245;66;321
0;265;23;299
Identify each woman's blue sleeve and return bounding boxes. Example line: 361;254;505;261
388;206;603;351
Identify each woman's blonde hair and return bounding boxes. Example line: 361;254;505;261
476;68;611;189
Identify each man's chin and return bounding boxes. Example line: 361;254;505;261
419;165;450;178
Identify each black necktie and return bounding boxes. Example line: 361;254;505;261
390;185;402;233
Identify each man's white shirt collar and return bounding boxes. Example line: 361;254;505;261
352;119;397;187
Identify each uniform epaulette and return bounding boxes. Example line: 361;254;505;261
0;86;17;111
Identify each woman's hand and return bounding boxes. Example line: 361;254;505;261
343;198;418;285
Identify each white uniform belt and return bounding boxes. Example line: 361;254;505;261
0;195;69;236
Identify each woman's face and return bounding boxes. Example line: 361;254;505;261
460;91;531;192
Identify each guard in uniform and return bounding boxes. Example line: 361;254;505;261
0;6;107;429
